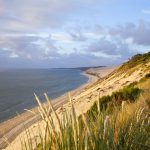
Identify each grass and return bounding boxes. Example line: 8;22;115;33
115;51;150;77
118;52;150;73
87;83;141;119
10;78;149;150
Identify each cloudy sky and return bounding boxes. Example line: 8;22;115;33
0;0;150;68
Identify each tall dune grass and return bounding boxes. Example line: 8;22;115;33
16;90;150;150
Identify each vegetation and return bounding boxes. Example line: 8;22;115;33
87;83;141;119
15;78;150;150
118;51;150;73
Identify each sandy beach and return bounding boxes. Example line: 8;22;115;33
0;67;110;149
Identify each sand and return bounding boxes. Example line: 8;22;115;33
2;64;149;150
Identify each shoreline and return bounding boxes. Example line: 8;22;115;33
0;69;99;149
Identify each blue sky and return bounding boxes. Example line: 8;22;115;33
0;0;150;68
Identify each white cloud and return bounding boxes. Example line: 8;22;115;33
0;0;74;33
109;21;150;46
0;0;105;34
51;33;72;43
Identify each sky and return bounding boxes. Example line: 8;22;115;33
0;0;150;68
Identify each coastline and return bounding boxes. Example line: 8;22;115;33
0;68;99;149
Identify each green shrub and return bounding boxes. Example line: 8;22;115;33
97;85;141;113
99;95;112;111
119;86;141;101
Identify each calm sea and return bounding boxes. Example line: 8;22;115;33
0;69;88;122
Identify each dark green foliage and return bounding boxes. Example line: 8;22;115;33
87;87;140;124
114;85;141;102
104;85;141;110
87;102;98;121
99;95;112;112
88;84;141;117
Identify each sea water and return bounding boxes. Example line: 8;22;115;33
0;69;88;122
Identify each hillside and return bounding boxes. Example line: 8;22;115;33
4;51;150;150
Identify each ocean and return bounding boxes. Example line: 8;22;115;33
0;69;88;122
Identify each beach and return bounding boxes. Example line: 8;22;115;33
0;66;113;149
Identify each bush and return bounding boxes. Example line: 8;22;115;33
119;86;141;101
98;85;141;112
